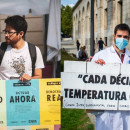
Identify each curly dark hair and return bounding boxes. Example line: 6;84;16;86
5;15;28;37
114;23;130;35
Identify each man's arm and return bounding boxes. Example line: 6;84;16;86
19;68;42;81
32;68;42;79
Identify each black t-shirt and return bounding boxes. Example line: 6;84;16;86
98;40;104;48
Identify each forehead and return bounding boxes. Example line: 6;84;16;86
5;24;15;31
116;29;129;36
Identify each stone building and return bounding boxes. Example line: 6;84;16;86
72;0;130;56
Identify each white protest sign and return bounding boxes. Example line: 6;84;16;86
61;61;130;110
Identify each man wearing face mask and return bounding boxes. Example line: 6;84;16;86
90;23;130;129
0;15;44;81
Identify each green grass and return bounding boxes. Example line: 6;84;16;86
61;107;94;130
61;49;94;130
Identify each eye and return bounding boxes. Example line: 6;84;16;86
123;36;129;39
117;35;122;37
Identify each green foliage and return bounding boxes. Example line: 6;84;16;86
61;5;72;35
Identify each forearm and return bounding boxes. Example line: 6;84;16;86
31;75;42;79
31;68;42;79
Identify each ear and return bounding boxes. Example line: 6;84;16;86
19;31;24;38
113;34;115;39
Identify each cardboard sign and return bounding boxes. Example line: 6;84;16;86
61;72;130;110
6;80;40;126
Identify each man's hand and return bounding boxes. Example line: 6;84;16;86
19;73;31;81
95;59;105;65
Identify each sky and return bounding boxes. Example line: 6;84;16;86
61;0;78;7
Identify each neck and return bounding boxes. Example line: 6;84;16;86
113;44;125;53
11;39;25;49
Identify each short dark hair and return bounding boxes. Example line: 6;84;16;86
114;23;130;35
5;15;28;37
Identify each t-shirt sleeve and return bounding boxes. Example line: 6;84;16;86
35;46;44;69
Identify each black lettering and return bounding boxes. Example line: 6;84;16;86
87;90;91;99
57;94;61;101
74;89;81;98
78;74;83;78
69;89;73;98
10;96;14;103
110;76;116;84
53;95;55;101
95;75;100;83
64;88;68;98
115;91;120;100
0;97;2;103
109;91;114;100
47;95;51;101
92;90;97;99
82;90;87;98
116;76;121;85
126;77;129;85
101;75;107;84
98;91;103;99
26;96;30;102
83;75;88;83
21;96;25;102
88;75;94;83
104;91;108;99
121;77;126;85
121;92;127;100
31;95;36;102
15;96;19;102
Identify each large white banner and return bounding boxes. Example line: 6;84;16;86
61;72;130;110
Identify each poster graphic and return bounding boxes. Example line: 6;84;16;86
39;79;61;126
0;80;7;126
6;79;40;126
31;125;54;130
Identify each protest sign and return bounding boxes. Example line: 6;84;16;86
6;79;40;126
0;78;61;129
61;72;130;110
39;79;61;126
0;80;7;126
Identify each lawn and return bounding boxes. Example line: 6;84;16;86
61;49;94;130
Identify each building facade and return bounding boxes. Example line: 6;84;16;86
72;0;130;56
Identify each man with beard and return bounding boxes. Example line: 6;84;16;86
0;15;44;81
91;23;130;130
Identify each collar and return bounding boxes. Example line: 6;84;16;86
110;45;130;56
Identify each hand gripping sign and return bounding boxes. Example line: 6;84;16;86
61;61;130;110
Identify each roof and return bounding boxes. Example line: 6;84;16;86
72;0;82;12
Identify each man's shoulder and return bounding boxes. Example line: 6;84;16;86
92;46;111;61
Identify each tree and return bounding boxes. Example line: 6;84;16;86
61;5;72;35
